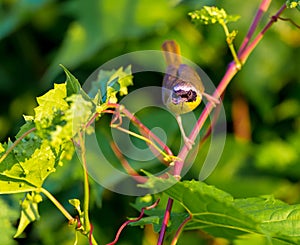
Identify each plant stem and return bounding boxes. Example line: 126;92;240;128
157;198;173;245
0;127;36;164
39;187;74;221
120;106;174;157
238;0;272;55
170;214;192;245
78;132;91;233
239;3;287;63
173;1;287;177
221;22;241;69
112;125;178;164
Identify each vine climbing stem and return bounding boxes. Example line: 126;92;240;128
158;1;288;244
173;2;287;178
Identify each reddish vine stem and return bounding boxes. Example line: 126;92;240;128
239;3;287;63
106;199;160;245
173;2;287;177
158;2;288;244
157;198;174;245
238;0;272;56
170;214;192;245
101;103;174;164
275;16;300;29
110;141;148;183
120;106;174;158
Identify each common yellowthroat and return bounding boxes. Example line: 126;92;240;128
162;40;219;149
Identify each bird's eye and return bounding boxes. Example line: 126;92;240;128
186;90;197;102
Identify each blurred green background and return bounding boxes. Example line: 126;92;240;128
0;0;300;244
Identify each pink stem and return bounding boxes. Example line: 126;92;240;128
157;198;174;245
106;199;160;245
173;2;287;177
174;62;237;176
170;214;192;245
239;3;287;62
238;0;272;55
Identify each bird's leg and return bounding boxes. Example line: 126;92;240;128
176;115;194;150
202;92;220;107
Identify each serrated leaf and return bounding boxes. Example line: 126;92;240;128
0;144;37;194
65;94;95;134
60;64;82;96
14;192;41;238
141;177;300;243
34;83;68;123
88;65;133;103
0;140;57;193
15;120;35;139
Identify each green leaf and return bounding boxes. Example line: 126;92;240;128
0;143;37;194
0;79;96;194
131;192;187;233
69;199;81;214
0;139;58;193
65;93;95;134
141;178;300;243
34;83;68;124
15;119;35;139
88;65;133;103
189;6;240;25
0;143;5;154
60;64;82;97
0;197;18;245
14;192;42;238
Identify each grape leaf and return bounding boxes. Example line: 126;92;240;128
34;83;68;124
0;139;58;193
60;64;82;97
88;65;133;103
14;192;42;238
140;177;300;244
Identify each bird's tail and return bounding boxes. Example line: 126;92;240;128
161;40;182;68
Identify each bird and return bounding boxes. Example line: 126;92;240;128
161;40;219;149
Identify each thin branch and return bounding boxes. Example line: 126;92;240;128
39;187;74;221
110;141;148;183
121;106;174;158
275;16;300;29
77;132;91;234
239;3;287;63
173;2;287;177
102;103;175;164
112;125;178;164
238;0;272;55
157;198;174;245
106;199;160;245
0;127;36;164
170;214;192;245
